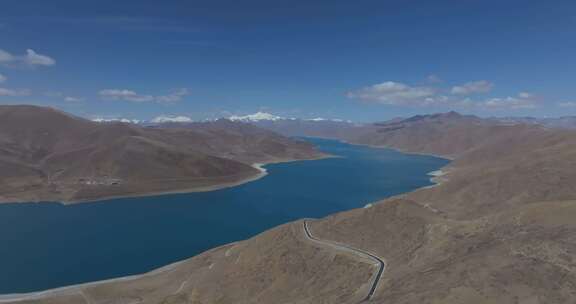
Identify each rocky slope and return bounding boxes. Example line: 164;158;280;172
247;118;363;140
5;112;576;304
0;105;325;204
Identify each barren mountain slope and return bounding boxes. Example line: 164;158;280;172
3;222;375;304
156;119;322;164
0;105;325;203
401;122;576;218
248;119;364;140
341;112;507;158
311;199;576;304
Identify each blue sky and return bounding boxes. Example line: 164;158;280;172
1;0;576;122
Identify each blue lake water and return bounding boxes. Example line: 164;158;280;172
0;138;449;293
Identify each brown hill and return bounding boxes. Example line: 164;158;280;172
247;118;363;140
341;111;505;158
156;119;324;164
0;105;325;204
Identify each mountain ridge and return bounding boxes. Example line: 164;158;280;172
0;105;326;204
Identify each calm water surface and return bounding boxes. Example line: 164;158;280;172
0;138;449;293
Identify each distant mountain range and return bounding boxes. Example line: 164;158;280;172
0;105;325;204
91;111;355;125
492;116;576;129
228;111;285;122
92;111;576;131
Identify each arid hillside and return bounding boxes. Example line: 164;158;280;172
4;112;576;304
0;105;325;204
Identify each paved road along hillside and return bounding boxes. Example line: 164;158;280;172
303;220;386;303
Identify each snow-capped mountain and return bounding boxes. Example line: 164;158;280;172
228;112;284;122
227;112;352;123
90;112;353;126
92;117;143;124
151;115;193;123
92;115;193;124
308;117;352;123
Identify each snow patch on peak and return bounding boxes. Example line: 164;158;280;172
306;117;351;123
151;115;193;123
92;117;142;124
229;112;283;121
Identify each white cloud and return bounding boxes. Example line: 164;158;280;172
23;49;56;66
0;49;56;68
155;88;190;104
151;115;193;123
348;79;537;111
92;117;142;124
64;96;84;102
44;91;63;97
0;87;31;96
0;73;6;83
558;102;576;108
0;49;14;63
478;92;538;110
99;89;154;102
518;92;533;99
99;88;189;104
451;80;493;95
426;74;442;83
347;81;437;106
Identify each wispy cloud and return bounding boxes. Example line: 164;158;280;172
426;74;443;84
99;89;154;102
479;93;538;110
451;80;493;95
11;16;200;33
347;80;538;111
347;81;437;106
0;73;6;83
118;24;200;33
64;96;85;103
558;101;576;108
99;88;189;104
0;49;56;68
0;87;31;96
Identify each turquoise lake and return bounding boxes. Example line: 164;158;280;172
0;138;449;293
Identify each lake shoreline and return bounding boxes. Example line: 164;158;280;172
0;242;238;302
0;154;332;206
0;138;448;297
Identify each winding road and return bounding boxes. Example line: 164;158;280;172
303;220;386;303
